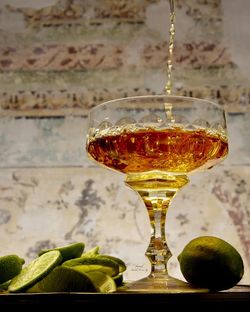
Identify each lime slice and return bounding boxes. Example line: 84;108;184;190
27;266;96;293
8;250;62;293
101;255;126;273
62;255;119;277
0;254;25;284
85;271;116;293
38;242;85;261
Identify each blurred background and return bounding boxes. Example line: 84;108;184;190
0;0;249;284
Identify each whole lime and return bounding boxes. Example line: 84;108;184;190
177;236;244;291
0;254;25;284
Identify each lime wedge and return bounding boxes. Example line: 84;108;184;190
27;266;96;293
85;271;116;293
0;254;25;284
101;255;126;273
38;242;85;261
62;255;119;277
82;246;100;257
8;250;62;293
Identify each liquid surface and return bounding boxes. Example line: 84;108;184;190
87;127;228;174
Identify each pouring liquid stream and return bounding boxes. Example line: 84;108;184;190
165;0;176;96
164;0;176;122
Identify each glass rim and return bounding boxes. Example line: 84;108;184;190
89;94;223;112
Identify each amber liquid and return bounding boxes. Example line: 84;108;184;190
87;126;228;175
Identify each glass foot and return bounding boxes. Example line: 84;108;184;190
118;274;209;293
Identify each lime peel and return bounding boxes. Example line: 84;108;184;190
39;242;85;261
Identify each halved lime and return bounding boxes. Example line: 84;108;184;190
38;242;85;261
62;255;119;277
27;266;96;293
85;271;116;293
8;250;62;293
0;254;25;284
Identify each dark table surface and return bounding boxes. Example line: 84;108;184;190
0;285;250;310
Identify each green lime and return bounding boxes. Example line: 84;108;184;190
85;271;116;293
101;255;126;273
62;255;119;277
0;254;25;284
177;236;244;291
38;242;85;261
27;266;96;293
8;250;62;293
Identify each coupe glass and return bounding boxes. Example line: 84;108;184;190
86;95;228;293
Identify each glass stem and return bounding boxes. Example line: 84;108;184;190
125;172;189;277
141;190;176;276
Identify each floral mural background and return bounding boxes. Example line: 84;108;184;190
0;0;250;284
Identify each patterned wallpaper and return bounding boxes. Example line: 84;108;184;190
0;0;249;116
0;0;250;285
